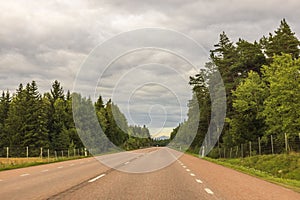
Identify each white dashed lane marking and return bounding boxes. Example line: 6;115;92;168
20;173;30;177
195;179;203;183
179;163;214;196
57;166;64;169
69;164;75;166
88;174;106;183
0;179;3;181
204;188;214;194
124;161;130;165
41;169;49;172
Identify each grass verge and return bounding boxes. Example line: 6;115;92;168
0;156;87;171
187;152;300;192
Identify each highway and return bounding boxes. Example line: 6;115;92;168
0;147;299;200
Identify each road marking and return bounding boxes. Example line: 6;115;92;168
204;188;214;194
180;163;183;165
20;173;30;177
69;164;75;166
80;162;84;164
195;179;203;183
183;166;187;168
41;169;49;172
88;174;106;183
57;166;64;169
0;179;3;181
186;169;191;172
190;173;195;176
124;161;130;165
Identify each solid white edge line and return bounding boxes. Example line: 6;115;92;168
88;174;106;183
20;173;30;177
204;188;214;194
195;179;203;183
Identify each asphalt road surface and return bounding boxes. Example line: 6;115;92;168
0;147;299;200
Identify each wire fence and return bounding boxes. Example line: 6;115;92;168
208;133;300;158
0;146;88;159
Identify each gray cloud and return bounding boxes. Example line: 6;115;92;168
1;0;299;135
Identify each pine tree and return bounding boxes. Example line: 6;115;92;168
235;39;266;76
46;80;67;150
261;19;300;59
6;82;49;155
0;91;11;147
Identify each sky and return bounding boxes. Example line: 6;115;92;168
1;0;300;137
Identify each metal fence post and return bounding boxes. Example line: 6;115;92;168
47;149;50;162
258;137;261;155
40;147;43;159
26;146;29;159
6;147;9;159
271;135;274;154
285;133;288;153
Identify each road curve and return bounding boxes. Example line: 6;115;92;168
0;147;299;200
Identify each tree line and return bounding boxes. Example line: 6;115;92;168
171;19;300;155
0;80;152;156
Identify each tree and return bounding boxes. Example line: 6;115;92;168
227;71;268;145
104;99;128;146
235;39;266;76
45;81;65;149
261;19;300;60
6;82;49;155
0;91;10;147
210;32;237;88
262;54;300;141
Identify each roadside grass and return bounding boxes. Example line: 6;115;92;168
187;152;300;192
0;156;86;171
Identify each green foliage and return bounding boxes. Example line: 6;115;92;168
93;96;152;150
228;71;268;145
185;19;300;154
261;19;300;60
262;54;300;140
218;153;300;181
0;91;10;147
5;82;49;156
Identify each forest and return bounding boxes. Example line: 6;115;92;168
0;80;152;156
171;19;300;156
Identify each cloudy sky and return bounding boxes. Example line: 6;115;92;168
1;0;299;137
